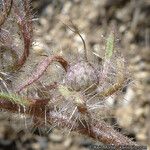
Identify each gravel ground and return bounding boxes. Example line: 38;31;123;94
0;0;150;149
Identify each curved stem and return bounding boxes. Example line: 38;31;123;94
12;0;33;70
16;56;69;93
63;20;88;61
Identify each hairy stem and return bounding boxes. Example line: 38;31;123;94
12;0;33;70
16;56;69;92
0;98;137;146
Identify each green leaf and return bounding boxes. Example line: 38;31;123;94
105;31;115;59
0;92;29;106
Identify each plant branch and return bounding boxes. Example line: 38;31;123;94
12;0;33;70
16;56;69;93
0;98;137;146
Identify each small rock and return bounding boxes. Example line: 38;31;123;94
49;133;63;143
31;143;40;150
136;130;147;141
63;138;72;148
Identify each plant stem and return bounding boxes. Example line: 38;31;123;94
0;98;137;146
16;56;69;93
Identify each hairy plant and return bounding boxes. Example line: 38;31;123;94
0;0;138;146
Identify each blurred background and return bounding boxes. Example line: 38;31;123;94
0;0;150;149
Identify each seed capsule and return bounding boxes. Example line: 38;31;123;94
65;61;99;92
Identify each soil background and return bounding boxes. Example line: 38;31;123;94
0;0;150;150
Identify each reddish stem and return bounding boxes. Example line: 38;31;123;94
0;98;137;146
12;0;33;70
16;56;69;93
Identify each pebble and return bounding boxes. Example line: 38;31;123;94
49;133;63;143
63;137;72;148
